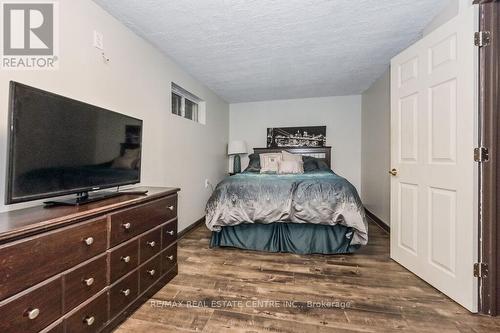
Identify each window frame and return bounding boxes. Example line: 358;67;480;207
172;92;182;116
171;83;204;124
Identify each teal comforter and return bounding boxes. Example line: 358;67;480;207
205;171;368;245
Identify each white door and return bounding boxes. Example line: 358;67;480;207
390;4;478;311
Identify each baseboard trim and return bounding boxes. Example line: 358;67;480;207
178;216;205;240
365;209;390;234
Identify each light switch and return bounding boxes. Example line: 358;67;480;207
93;30;103;50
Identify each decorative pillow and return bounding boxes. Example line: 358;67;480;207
302;156;330;172
315;159;330;171
244;153;261;172
281;150;302;162
277;160;304;174
302;156;317;172
260;153;282;173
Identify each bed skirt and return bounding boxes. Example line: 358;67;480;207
210;223;361;255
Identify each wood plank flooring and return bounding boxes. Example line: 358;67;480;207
115;221;500;332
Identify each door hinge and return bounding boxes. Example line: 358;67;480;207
474;147;489;162
474;31;491;47
474;262;488;278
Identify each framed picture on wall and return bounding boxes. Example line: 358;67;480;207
266;126;326;148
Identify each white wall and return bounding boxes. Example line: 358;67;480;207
423;0;459;36
0;0;229;232
229;96;362;191
361;68;391;225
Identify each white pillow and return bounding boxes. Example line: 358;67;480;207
278;160;304;174
281;150;302;162
260;153;282;173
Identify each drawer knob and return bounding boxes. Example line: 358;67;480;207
166;230;174;236
83;277;94;286
121;255;131;263
26;308;40;320
167;255;174;261
83;237;94;246
147;240;156;248
121;288;131;296
147;269;156;277
84;316;95;326
168;205;175;211
122;222;132;230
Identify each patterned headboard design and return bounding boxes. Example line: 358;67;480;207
253;147;332;168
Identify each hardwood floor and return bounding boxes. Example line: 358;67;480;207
115;221;500;332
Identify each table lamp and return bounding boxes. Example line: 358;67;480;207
228;140;248;174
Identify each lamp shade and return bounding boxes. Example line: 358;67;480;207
228;140;248;155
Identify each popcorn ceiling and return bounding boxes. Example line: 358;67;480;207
94;0;450;103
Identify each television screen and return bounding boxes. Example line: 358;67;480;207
5;82;143;204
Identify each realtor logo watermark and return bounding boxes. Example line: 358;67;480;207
1;1;59;69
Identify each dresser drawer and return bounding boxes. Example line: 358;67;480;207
139;228;162;263
162;243;177;274
0;277;62;333
63;255;107;312
162;219;178;249
163;194;177;220
109;270;139;319
110;195;177;247
109;239;139;283
0;218;107;301
139;255;162;293
65;292;108;333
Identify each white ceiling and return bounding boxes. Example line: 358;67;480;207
94;0;451;103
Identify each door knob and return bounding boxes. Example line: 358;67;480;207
389;168;398;176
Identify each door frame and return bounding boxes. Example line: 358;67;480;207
474;0;500;316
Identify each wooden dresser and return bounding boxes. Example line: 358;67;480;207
0;187;180;333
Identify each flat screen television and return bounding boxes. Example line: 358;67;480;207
5;81;143;205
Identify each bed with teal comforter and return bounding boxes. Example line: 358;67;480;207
206;170;368;254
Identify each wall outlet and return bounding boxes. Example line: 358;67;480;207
93;30;104;50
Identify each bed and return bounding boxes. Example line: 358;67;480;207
206;147;368;254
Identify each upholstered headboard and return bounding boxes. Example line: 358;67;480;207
253;146;332;168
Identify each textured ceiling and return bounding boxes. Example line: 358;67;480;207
93;0;451;103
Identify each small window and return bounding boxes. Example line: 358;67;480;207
171;83;205;124
172;92;182;116
185;98;198;122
